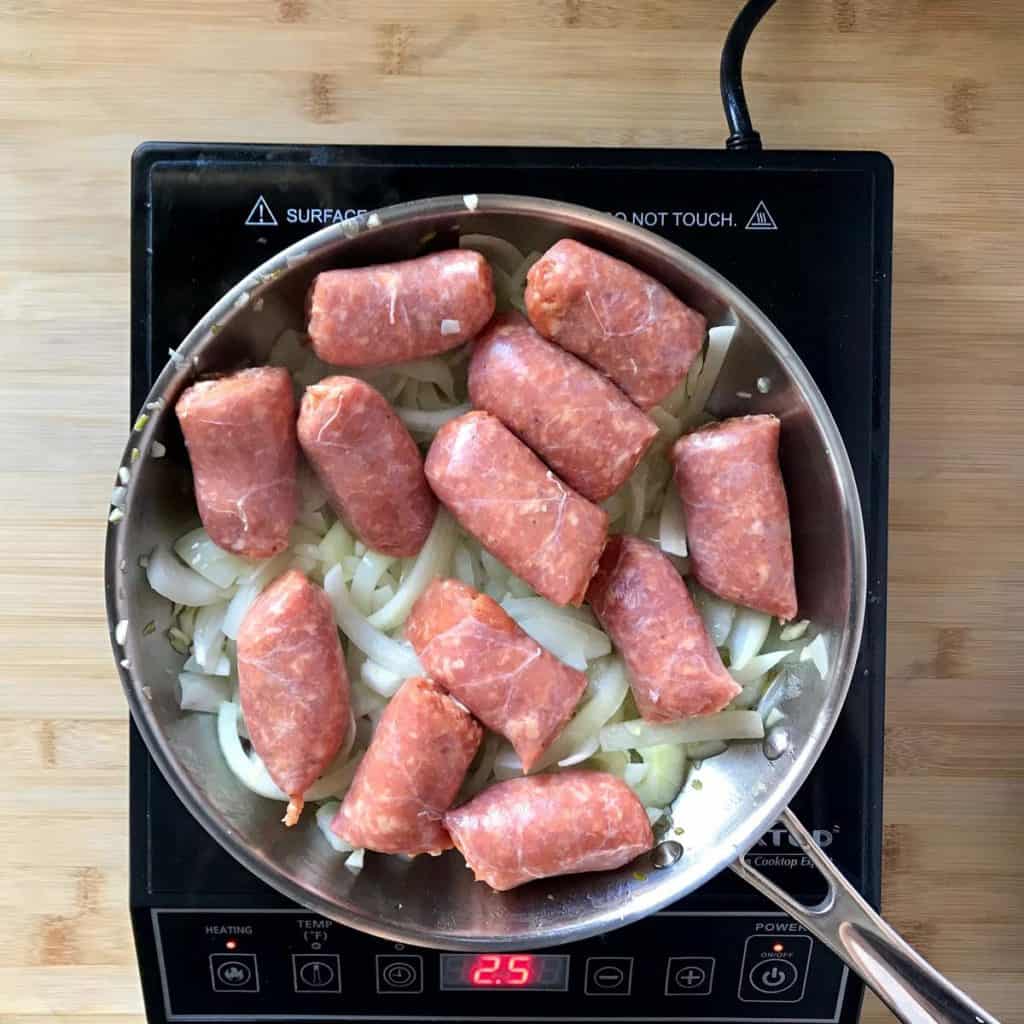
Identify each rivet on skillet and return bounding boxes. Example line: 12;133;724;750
763;727;791;761
651;841;684;869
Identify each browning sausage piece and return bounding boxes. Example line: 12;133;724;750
332;677;483;856
298;376;437;557
587;536;740;721
307;250;495;366
406;579;588;771
671;414;797;620
524;239;705;410
444;771;654;891
175;367;298;559
237;570;351;826
468;313;659;502
425;412;608;606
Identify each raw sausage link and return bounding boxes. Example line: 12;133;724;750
468;313;659;502
307;250;495;366
671;414;797;620
298;375;437;557
524;238;705;410
333;676;482;856
587;536;740;721
444;770;654;891
425;411;608;606
175;367;298;559
406;578;587;772
237;570;351;826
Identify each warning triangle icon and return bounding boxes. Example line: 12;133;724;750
245;195;278;227
745;200;777;231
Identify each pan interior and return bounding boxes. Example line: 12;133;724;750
107;195;865;950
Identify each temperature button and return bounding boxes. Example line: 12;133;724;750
584;957;633;996
738;934;812;1003
665;956;715;996
293;953;341;994
376;954;424;994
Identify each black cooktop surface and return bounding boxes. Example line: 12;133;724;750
129;143;891;1024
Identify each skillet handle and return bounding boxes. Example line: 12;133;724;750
730;807;1000;1024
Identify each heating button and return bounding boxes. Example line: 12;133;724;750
738;935;812;1003
209;952;259;993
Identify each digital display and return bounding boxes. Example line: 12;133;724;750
440;954;570;991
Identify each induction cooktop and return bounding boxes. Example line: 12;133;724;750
127;141;892;1023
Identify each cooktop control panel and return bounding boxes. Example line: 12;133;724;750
151;910;847;1022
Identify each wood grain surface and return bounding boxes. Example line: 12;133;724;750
2;1;1022;1021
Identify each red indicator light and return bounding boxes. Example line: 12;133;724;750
225;939;238;950
469;954;537;987
772;943;784;953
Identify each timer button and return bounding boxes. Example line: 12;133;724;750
376;954;424;994
584;957;633;996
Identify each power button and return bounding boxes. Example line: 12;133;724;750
738;935;812;1003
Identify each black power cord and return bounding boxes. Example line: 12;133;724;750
720;0;777;151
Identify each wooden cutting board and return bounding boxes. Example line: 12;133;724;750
2;2;1022;1021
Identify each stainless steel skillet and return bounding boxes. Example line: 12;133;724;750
105;195;996;1023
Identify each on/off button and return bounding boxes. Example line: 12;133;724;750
738;935;812;1003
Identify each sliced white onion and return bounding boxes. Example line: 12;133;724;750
174;528;251;589
780;619;811;642
730;649;793;686
626;460;648;534
478;548;509;583
514;615;587;670
800;634;830;677
388;357;456;401
601;490;626;526
147;545;231;607
532;656;629;771
395;403;471;437
492;743;524;781
351;679;388;718
686;739;728;761
763;707;786;729
501;597;599;628
183;652;231;677
179;672;231;713
315;800;353;853
623;763;649;786
318;520;354;570
453;544;476;587
370;584;396;612
344;847;365;874
647;806;666;826
504;574;534;598
193;601;228;673
367;508;457;631
556;734;599;768
324;565;423;676
461;732;500;799
728;607;772;671
632;744;688;806
222;582;260;640
350;551;397;616
600;710;765;752
360;659;405;698
682;324;735;426
459;233;525;274
658;484;688;557
691;583;736;648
